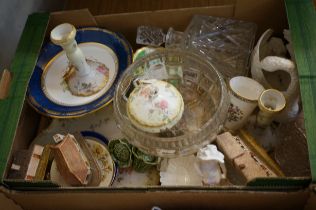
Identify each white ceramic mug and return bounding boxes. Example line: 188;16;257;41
224;76;265;131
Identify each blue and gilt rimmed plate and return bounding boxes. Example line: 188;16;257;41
27;27;132;118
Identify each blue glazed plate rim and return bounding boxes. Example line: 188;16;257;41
27;28;132;118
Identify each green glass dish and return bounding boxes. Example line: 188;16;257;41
132;147;159;172
108;139;133;168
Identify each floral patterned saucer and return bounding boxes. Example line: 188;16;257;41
27;27;132;118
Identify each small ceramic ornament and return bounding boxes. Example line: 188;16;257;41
127;79;184;133
50;133;102;186
50;134;91;186
225;76;265;131
8;145;44;180
195;144;226;185
251;29;299;122
50;23;108;96
51;138;116;187
257;89;286;127
108;139;133;168
132;147;159;172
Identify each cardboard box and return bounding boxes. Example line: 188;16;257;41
0;0;316;209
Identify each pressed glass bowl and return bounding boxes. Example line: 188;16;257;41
114;49;228;157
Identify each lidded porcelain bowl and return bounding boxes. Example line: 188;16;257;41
127;79;184;133
114;49;228;157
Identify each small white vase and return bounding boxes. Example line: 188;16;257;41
257;89;286;128
50;23;108;96
224;76;265;131
195;144;226;185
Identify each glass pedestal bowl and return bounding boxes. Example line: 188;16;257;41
114;49;228;157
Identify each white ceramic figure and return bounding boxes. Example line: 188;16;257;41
50;23;109;96
257;89;286;128
251;29;299;122
195;144;226;185
224;76;265;131
127;79;184;133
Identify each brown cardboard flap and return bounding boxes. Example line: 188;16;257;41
49;9;97;32
9;189;309;210
95;5;235;48
0;187;22;210
66;0;236;15
234;0;288;35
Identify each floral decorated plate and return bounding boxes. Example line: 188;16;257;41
50;131;117;187
27;27;132;118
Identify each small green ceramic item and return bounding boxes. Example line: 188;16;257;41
108;139;132;168
132;147;159;172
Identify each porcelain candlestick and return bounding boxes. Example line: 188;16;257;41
50;23;108;96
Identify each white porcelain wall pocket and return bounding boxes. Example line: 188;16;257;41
251;29;299;122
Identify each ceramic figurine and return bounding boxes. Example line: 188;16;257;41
195;145;226;185
132;147;159;172
127;79;184;133
8;145;44;180
108;138;133;168
251;29;299;122
225;76;265;131
50;134;91;186
50;23;108;96
216;131;282;184
257;89;286;127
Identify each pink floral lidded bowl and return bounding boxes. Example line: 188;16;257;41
127;79;184;133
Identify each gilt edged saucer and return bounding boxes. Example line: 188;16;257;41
27;27;132;118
